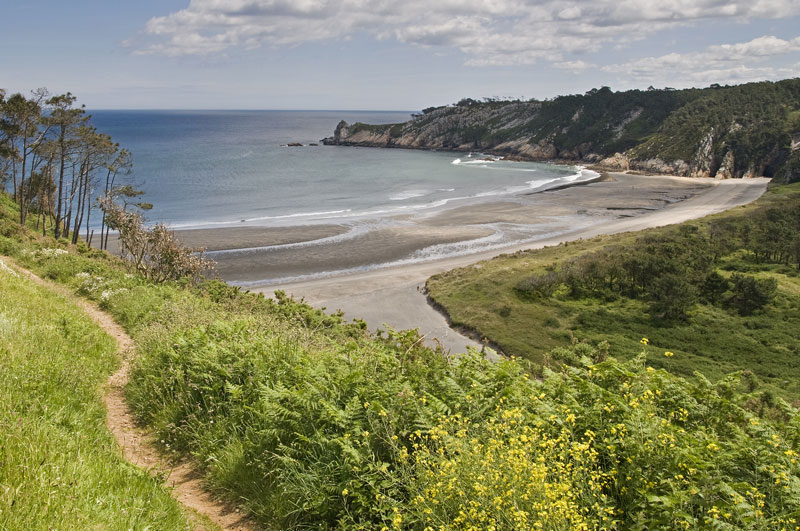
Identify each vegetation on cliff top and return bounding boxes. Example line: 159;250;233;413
327;79;800;183
2;187;800;529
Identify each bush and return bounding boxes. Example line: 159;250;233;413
515;271;561;299
0;235;19;255
99;198;214;283
649;272;697;321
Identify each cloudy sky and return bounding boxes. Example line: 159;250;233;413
2;0;799;110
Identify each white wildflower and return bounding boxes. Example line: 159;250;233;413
0;261;18;278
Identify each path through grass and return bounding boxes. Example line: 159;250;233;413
0;258;193;530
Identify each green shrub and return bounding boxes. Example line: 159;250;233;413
649;272;698;321
701;270;730;303
728;273;778;315
0;235;19;255
515;271;561;299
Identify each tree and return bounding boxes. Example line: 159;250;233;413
701;271;730;305
727;273;777;316
25;138;57;235
45;92;87;239
2;89;52;225
99;197;214;283
0;90;11;183
1;89;133;245
98;148;132;250
69;126;115;244
649;272;697;321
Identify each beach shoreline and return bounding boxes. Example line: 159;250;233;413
207;172;713;286
248;173;770;354
109;172;770;354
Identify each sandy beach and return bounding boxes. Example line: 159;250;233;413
114;172;770;354
258;173;770;354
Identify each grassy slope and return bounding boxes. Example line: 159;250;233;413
428;183;800;400
2;193;799;529
0;260;193;530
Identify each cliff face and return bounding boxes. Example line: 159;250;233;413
324;79;800;182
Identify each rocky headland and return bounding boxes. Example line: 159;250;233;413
323;79;800;183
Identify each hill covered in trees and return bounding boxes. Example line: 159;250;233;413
324;79;800;183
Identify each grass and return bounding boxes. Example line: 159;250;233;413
33;248;797;528
427;183;800;401
427;234;639;362
0;259;195;530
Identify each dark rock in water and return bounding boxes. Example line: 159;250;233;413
322;120;350;145
287;142;303;147
309;143;319;146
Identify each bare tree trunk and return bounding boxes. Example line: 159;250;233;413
19;137;28;225
100;168;112;250
10;151;18;204
105;224;114;252
55;127;67;239
85;184;92;245
41;201;47;236
65;164;77;238
72;163;88;245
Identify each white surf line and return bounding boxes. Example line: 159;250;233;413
205;224;367;256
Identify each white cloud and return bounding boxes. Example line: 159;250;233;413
603;35;800;86
133;0;800;68
554;60;595;73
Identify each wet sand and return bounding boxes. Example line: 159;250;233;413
209;173;714;286
104;224;348;254
211;224;495;282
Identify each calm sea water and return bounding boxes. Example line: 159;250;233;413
89;110;593;229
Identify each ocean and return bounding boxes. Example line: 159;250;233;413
88;110;596;230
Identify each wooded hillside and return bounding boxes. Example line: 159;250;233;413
324;79;800;183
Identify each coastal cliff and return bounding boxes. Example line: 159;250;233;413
324;79;800;183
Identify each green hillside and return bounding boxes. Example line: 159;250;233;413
2;184;800;528
427;182;800;401
324;79;800;183
0;226;193;529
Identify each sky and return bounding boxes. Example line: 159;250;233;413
1;0;799;110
